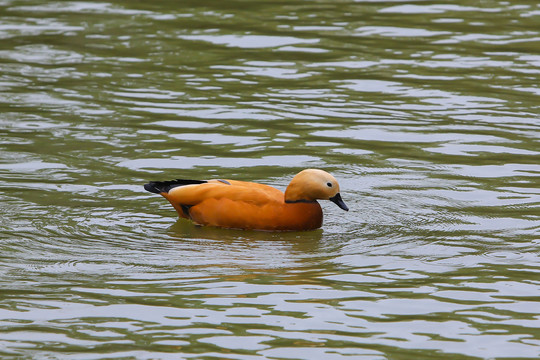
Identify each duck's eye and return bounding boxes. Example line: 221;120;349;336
327;182;332;187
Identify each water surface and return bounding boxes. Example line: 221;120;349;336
1;0;539;359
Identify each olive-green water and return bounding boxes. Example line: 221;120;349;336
1;1;539;359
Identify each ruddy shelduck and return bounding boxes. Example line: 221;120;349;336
144;169;349;231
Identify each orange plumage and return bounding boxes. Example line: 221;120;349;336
144;169;348;231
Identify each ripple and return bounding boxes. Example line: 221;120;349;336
0;160;68;172
0;44;84;65
356;26;450;38
425;143;539;156
312;127;503;143
0;18;83;39
9;1;153;15
379;4;502;14
120;155;321;170
179;34;319;49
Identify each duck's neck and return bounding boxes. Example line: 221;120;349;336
284;181;315;203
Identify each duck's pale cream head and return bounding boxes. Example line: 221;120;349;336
284;169;349;211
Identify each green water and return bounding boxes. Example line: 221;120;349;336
1;0;539;359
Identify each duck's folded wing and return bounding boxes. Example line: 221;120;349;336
164;182;283;206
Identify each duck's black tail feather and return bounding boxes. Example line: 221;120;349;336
144;179;207;194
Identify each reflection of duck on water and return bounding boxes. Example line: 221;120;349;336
145;169;348;231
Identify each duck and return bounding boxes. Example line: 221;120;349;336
144;169;348;231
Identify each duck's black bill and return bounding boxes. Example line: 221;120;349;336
329;193;349;211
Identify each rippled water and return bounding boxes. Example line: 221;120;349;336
1;0;539;359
